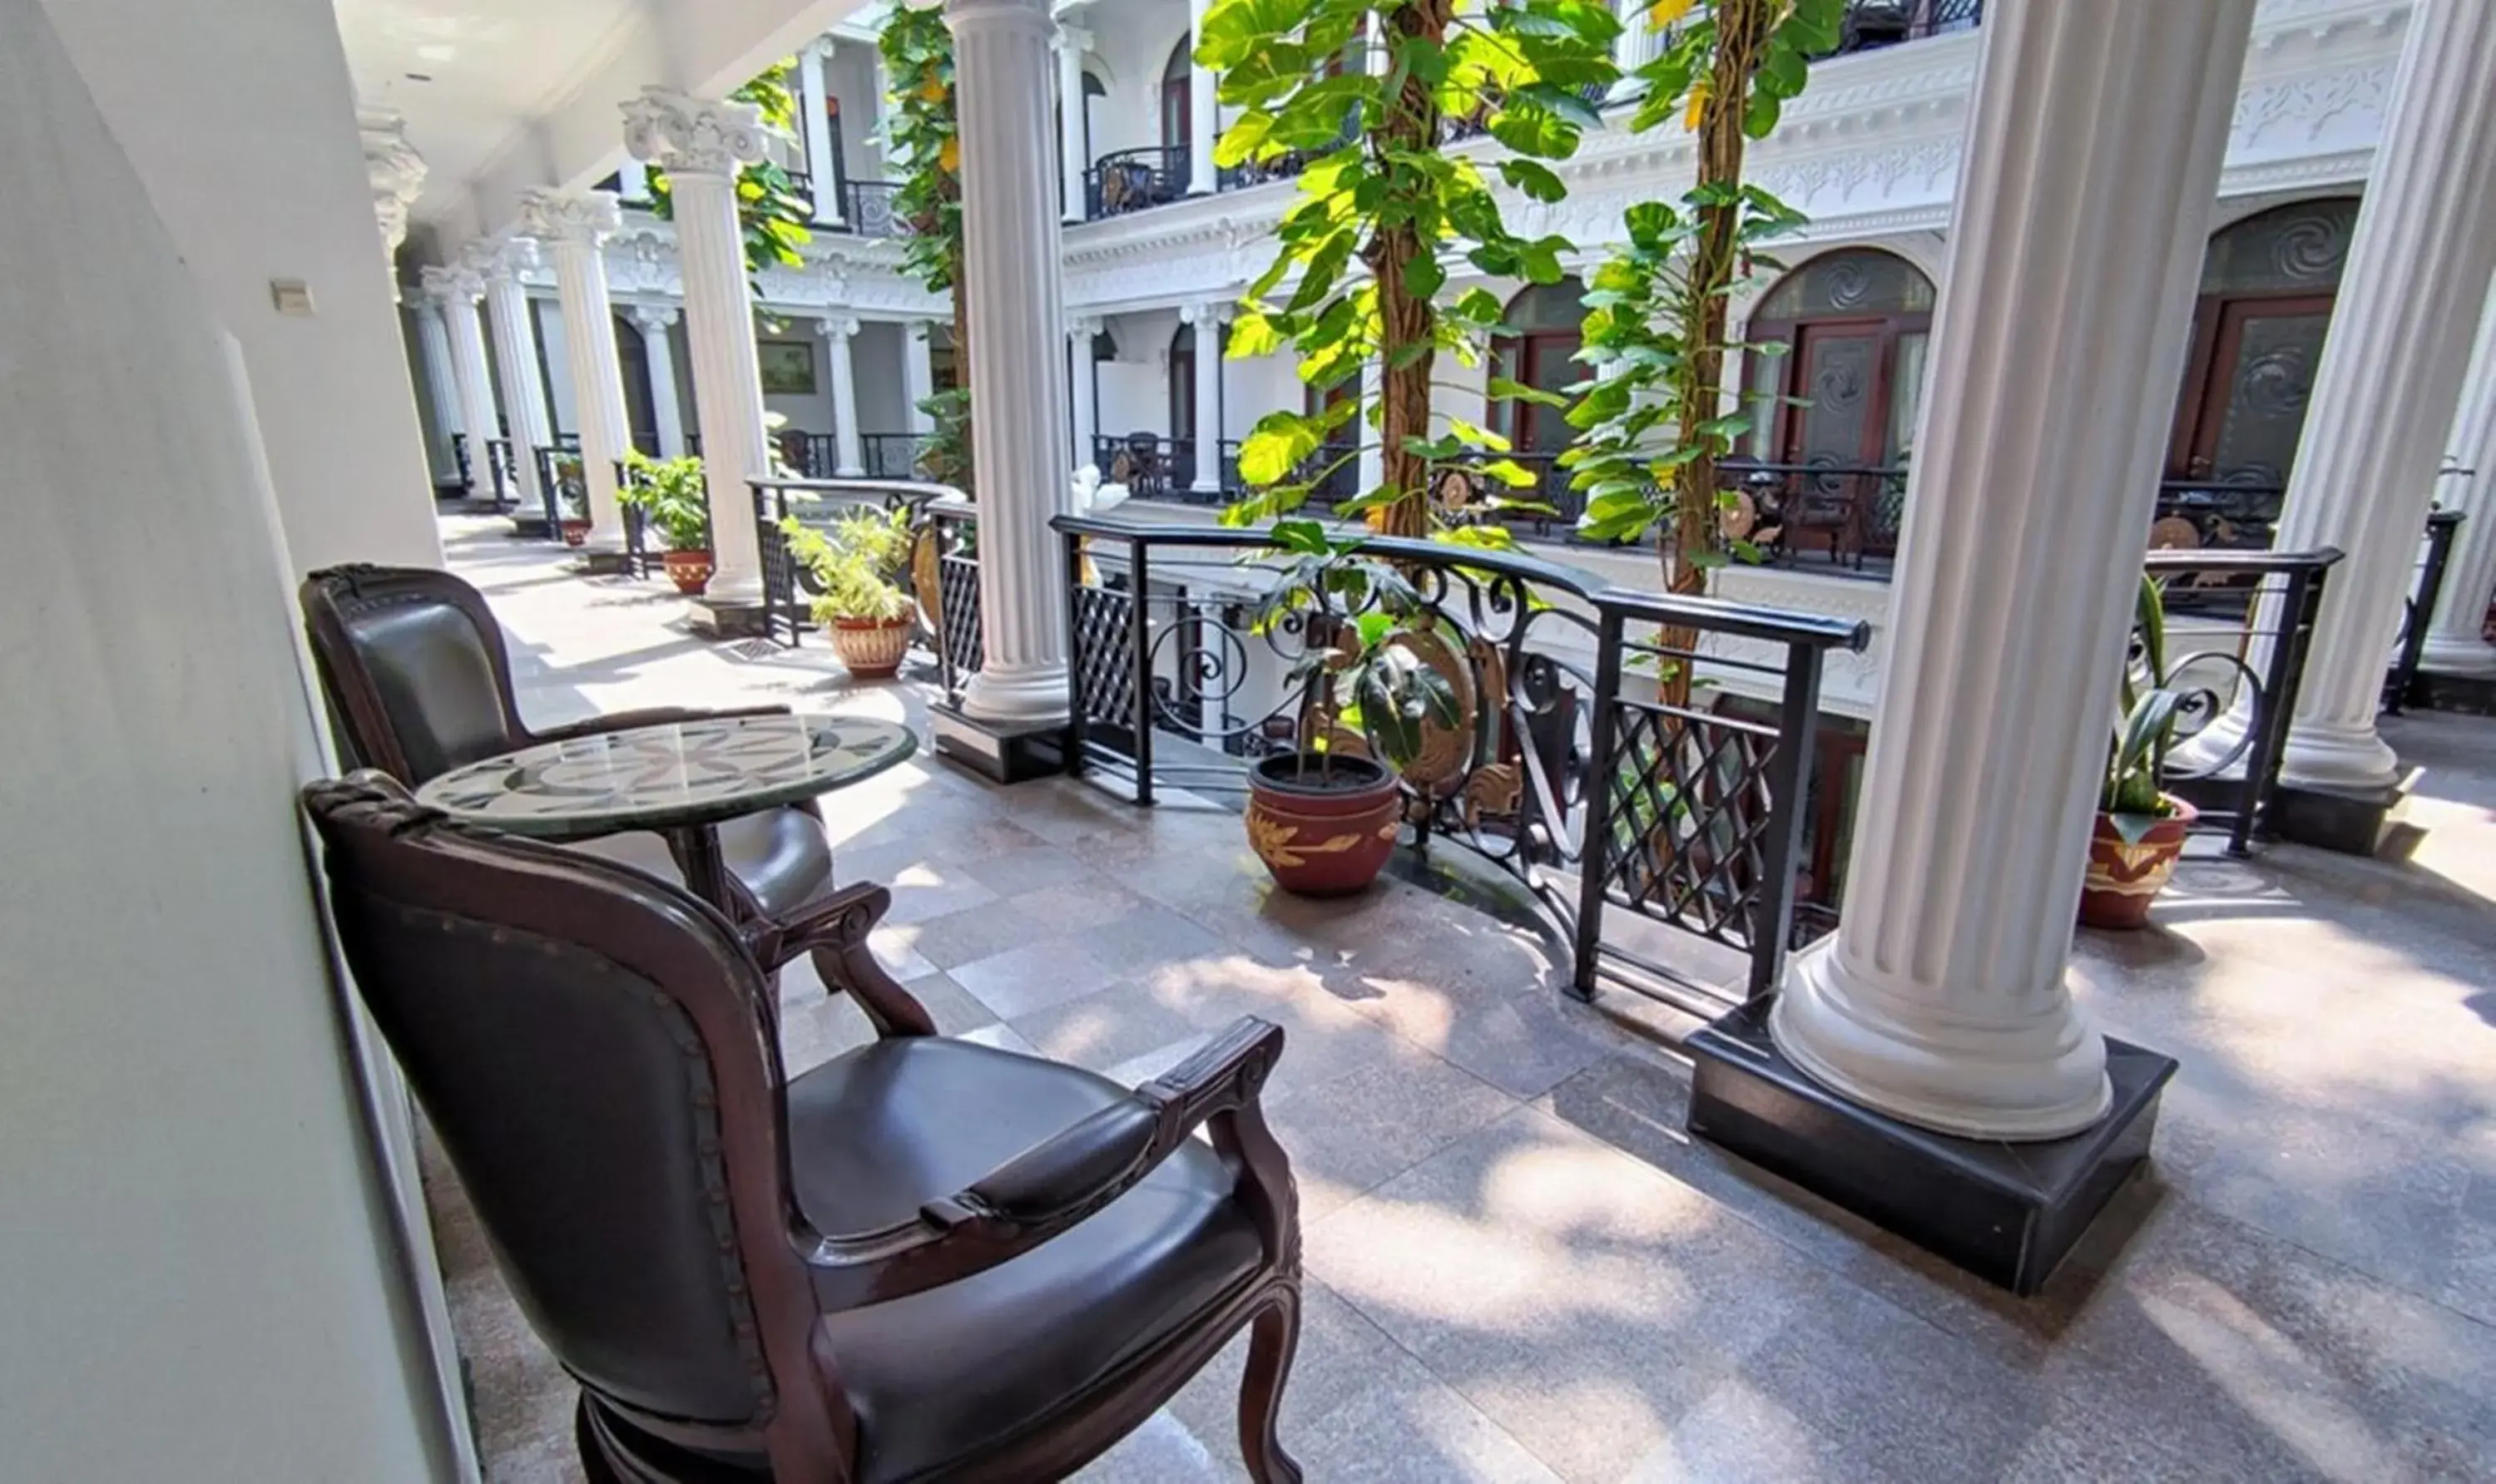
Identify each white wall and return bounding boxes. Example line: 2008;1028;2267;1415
0;5;448;1478
1100;308;1181;437
853;319;911;435
1226;348;1301;438
826;40;885;187
1085;0;1193;159
39;0;443;575
761;320;838;433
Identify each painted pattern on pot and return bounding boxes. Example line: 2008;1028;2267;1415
2078;799;2198;929
1246;754;1402;897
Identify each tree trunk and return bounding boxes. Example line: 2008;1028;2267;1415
1364;0;1451;539
1657;0;1770;705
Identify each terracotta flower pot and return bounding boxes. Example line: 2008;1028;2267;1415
1245;753;1402;897
662;549;713;596
559;519;590;547
2078;797;2199;929
830;616;913;680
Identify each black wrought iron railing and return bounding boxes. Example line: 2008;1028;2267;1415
2385;507;2464;715
861;432;934;480
451;433;475;495
838;181;910;238
2152;479;2288;552
780;432;841;481
1829;0;1984;56
1052;513;1870;1012
612;459;661;578
1714;461;1907;572
529;443;580;539
747;475;965;653
2137;547;2342;855
1086;146;1191;220
1090;434;1245;502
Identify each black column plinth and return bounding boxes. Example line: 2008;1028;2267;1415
930;703;1068;784
1685;999;2176;1296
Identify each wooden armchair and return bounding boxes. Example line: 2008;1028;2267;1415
307;773;1305;1482
300;562;834;920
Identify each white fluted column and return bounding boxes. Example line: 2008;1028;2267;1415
2421;284;2496;675
1182;299;1226;493
424;265;503;495
1057;22;1091;222
948;0;1073;721
820;316;867;476
409;291;463;480
798;42;845;227
631;304;687;458
1357;358;1384;495
1068;317;1101;469
1611;0;1662;96
1769;0;2257;1141
624;87;780;611
522;190;632;553
470;239;556;521
1186;0;1216;194
903;320;938;437
2182;2;2496;786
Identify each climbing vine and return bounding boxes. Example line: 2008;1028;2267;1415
1203;0;1621;540
881;4;974;492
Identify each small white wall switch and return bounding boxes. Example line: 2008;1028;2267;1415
270;279;316;316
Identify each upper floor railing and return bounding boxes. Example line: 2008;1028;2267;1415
1086;146;1191;220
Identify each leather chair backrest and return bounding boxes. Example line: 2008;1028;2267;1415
306;775;789;1427
300;565;523;784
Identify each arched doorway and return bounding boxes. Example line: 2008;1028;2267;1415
1488;277;1588;458
2165;197;2360;489
1161;39;1191;186
613;313;658;453
1743;248;1936;469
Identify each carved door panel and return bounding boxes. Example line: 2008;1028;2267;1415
2182;294;2335;487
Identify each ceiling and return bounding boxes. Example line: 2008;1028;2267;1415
334;0;867;249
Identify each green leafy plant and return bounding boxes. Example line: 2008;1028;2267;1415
1201;0;1621;539
780;505;916;625
1258;520;1461;778
1562;0;1843;660
2104;575;2186;843
880;7;973;492
647;60;814;282
618;450;711;552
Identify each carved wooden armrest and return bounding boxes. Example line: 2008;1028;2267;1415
802;1017;1288;1311
740;883;935;1038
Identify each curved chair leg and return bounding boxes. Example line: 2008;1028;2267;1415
1236;1284;1305;1484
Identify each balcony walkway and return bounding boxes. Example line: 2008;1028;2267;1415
428;514;2496;1483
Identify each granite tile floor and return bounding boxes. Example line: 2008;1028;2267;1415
423;517;2496;1482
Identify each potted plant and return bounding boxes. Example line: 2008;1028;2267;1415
2079;576;2200;928
554;457;591;547
1244;522;1460;896
619;451;713;595
781;505;916;680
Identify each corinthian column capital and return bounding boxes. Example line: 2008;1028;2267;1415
622;87;775;179
517;188;623;247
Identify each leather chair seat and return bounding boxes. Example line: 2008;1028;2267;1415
571;810;833;918
793;1040;1264;1484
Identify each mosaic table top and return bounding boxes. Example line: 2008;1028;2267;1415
415;713;915;837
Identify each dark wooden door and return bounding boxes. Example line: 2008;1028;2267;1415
1778;322;1889;468
615;314;658;453
1513;332;1582;454
2169;293;2335;486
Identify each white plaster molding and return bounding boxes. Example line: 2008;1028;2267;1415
360;108;426;256
622;87;775;180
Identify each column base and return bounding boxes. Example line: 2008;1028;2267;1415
961;662;1072;725
2269;777;2410;856
508;512;553;540
2419;633;2496;680
574;550;635;576
930;703;1068;785
688;596;771;641
1686;998;2177;1296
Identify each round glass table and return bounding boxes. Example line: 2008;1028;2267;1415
415;712;916;909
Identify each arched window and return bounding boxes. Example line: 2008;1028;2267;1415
1743;249;1937;469
2165;197;2360;488
1488;277;1588;456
